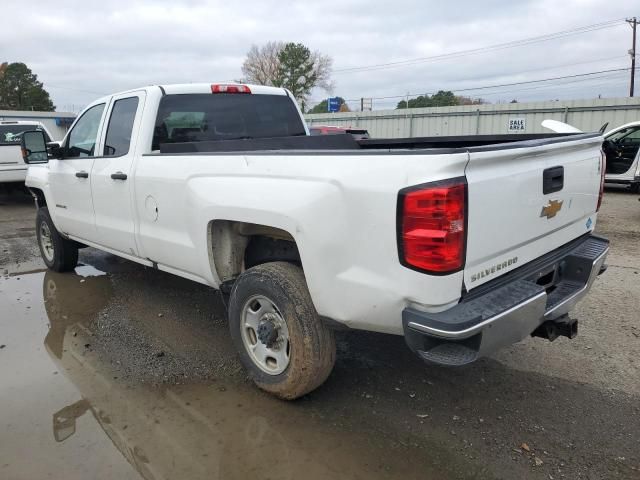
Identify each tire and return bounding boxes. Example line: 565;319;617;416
36;207;79;272
630;183;640;194
228;262;336;400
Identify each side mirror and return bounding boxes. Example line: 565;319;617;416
20;130;49;163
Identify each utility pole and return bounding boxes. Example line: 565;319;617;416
628;17;638;97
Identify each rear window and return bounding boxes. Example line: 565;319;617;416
0;124;51;145
152;93;306;150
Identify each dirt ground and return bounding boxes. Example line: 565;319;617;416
0;187;639;480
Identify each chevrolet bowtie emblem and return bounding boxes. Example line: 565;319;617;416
540;199;563;219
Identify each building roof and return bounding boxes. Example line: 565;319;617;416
0;110;76;119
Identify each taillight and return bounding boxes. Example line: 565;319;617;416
211;84;251;94
597;150;605;212
398;178;467;274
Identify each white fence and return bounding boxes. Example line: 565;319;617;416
305;97;640;138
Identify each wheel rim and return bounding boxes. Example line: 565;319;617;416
39;221;55;262
240;294;291;375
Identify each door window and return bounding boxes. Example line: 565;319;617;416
0;124;51;145
151;93;307;150
606;127;640;174
103;97;139;156
66;103;105;157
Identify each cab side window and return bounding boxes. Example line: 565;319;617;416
65;103;105;158
103;97;139;156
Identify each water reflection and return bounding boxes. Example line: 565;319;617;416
41;270;459;480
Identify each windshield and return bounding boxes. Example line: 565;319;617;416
152;93;306;150
0;124;50;145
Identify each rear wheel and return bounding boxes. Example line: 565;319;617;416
228;262;336;400
36;207;78;272
630;183;640;194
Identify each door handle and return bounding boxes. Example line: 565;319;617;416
110;172;128;181
75;171;89;179
542;166;564;194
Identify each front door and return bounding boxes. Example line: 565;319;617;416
48;102;107;241
90;92;145;256
605;125;640;179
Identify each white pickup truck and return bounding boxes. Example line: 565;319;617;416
21;83;609;399
0;120;52;185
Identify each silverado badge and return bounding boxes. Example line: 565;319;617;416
540;199;563;219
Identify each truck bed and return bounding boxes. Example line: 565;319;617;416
159;132;594;155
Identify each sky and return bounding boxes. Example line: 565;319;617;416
1;0;638;112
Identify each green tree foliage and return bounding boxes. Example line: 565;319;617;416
396;90;459;109
308;96;349;114
273;43;318;110
0;62;55;111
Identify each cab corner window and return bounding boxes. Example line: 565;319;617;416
65;103;105;158
103;97;139;156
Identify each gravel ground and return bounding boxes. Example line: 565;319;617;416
1;187;639;480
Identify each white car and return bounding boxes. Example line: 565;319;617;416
0;120;53;184
21;83;608;399
603;121;640;192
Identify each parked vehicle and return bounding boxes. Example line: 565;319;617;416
309;125;370;139
602;121;640;192
21;83;608;399
0;121;53;185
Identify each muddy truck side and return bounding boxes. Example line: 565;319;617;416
21;83;608;399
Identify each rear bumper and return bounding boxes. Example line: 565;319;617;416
403;234;609;366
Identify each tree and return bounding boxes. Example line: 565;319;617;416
457;96;486;105
0;62;55;111
308;96;349;114
396;90;460;109
241;41;284;86
241;42;333;109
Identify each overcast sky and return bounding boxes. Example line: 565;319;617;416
1;0;638;112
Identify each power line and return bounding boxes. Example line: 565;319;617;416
334;19;626;74
310;56;628;104
462;71;630;98
442;67;633;94
318;67;637;106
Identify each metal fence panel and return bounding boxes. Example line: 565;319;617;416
305;97;640;138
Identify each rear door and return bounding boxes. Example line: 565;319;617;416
91;91;145;256
48;103;107;240
463;135;603;290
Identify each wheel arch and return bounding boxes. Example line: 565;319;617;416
27;186;47;208
208;220;302;284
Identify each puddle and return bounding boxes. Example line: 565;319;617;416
0;270;471;480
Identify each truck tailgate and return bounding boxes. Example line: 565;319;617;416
0;145;26;171
463;134;603;290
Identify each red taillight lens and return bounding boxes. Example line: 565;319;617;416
211;84;251;94
398;179;467;274
597;150;605;212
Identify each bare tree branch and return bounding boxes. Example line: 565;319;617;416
241;41;285;85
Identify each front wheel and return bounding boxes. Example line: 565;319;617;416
228;262;336;400
36;207;78;272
